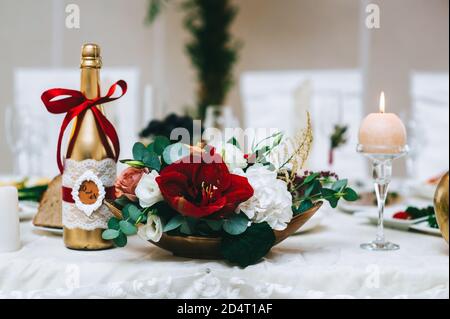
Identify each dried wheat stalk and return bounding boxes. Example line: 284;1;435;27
277;112;314;188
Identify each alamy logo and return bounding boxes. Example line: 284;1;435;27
365;3;380;29
65;4;80;29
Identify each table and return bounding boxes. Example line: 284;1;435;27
0;208;448;299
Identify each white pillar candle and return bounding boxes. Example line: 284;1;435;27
359;92;407;153
0;186;21;252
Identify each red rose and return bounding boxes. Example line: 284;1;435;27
115;167;148;202
156;154;254;219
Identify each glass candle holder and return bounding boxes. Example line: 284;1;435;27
357;144;409;251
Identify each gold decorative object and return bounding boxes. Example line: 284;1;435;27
105;201;323;260
434;172;449;243
63;43;114;250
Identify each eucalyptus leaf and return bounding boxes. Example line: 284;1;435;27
143;152;161;171
128;205;142;223
102;229;120;240
122;204;134;219
223;214;249;235
147;143;155;153
163;215;184;232
107;217;121;230
114;195;131;208
132;142;148;161
153;136;171;155
205;219;223;232
180;221;192;235
119;220;138;236
113;232;128;247
162;143;190;164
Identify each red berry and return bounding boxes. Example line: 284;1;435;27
393;211;411;220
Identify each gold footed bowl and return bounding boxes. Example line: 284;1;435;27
434;172;449;244
106;201;323;260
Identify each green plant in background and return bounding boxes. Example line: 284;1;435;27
146;0;241;120
328;124;348;165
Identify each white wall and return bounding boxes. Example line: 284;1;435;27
0;0;448;174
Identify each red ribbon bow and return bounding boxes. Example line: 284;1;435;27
41;80;127;173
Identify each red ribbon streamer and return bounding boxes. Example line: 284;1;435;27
41;80;127;173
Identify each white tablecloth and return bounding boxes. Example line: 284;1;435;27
0;209;448;299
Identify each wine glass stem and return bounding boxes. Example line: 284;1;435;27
372;159;392;245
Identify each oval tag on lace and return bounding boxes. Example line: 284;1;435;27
71;170;106;217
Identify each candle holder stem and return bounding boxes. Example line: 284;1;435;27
361;158;399;251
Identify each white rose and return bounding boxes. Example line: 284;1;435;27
238;165;293;231
135;170;163;208
213;142;248;171
138;214;163;242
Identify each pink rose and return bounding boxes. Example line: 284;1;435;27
115;167;148;202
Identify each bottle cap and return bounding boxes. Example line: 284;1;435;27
80;43;102;68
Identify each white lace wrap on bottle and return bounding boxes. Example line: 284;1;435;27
62;159;116;230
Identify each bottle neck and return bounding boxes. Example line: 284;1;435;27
66;67;113;160
81;67;100;99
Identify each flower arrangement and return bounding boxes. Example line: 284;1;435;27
104;119;358;267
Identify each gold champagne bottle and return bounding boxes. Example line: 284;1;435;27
63;43;115;250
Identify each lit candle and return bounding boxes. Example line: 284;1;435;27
358;92;407;153
0;186;21;252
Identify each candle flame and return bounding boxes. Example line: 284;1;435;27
379;92;386;113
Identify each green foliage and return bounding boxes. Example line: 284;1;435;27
162;143;191;164
153;136;171;155
330;125;348;149
221;222;275;268
227;137;241;149
102;229;120;240
132;142;147;161
146;0;170;24
293;174;358;215
146;0;241;120
163;215;185;232
102;203;151;248
428;215;439;229
119;220;138;236
183;0;241;119
295;199;313;214
17;184;48;202
406;206;435;220
223;214;249;235
114;196;132;208
250;132;284;166
114;232;128;247
121;138;171;172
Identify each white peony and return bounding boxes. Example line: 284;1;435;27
138;214;163;242
212;142;248;171
238;165;293;231
135;170;163;208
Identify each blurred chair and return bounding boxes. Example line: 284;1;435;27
13;68;140;177
410;72;449;180
240;70;365;179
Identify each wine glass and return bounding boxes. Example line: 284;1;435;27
4;105;35;177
